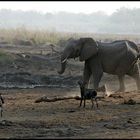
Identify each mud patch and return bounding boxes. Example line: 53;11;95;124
0;120;91;138
0;72;81;89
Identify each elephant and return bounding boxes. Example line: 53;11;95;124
57;37;140;92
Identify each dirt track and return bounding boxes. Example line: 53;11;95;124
0;44;139;138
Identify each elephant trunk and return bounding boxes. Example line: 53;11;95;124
57;53;68;74
57;60;67;74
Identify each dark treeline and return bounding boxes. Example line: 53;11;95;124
0;7;140;34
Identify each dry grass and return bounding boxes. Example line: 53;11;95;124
0;27;79;45
0;27;140;46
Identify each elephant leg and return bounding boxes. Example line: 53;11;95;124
88;58;103;90
83;98;86;108
91;98;94;109
79;98;83;107
92;70;103;90
127;64;140;91
117;75;125;92
83;62;92;88
129;74;140;91
95;97;98;108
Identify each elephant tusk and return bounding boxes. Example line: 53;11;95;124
61;58;67;63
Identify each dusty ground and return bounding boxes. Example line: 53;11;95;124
0;43;139;139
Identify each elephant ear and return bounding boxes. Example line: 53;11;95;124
79;38;98;61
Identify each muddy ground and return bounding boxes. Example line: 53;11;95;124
0;43;139;139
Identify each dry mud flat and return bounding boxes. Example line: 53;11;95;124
0;86;140;139
0;44;139;138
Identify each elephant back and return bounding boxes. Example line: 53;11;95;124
112;40;139;53
97;40;139;53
